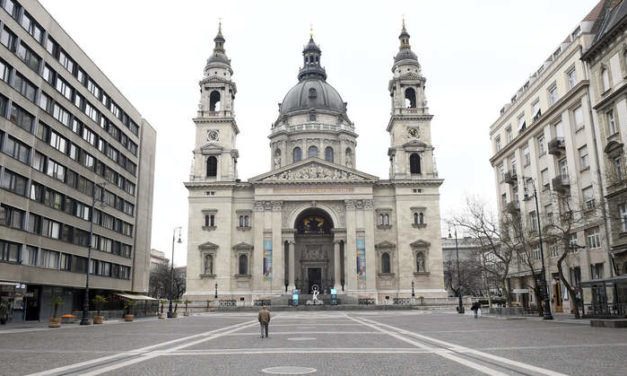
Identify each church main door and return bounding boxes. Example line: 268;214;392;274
293;208;336;293
308;267;322;293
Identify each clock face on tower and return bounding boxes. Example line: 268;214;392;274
407;127;420;139
207;130;219;142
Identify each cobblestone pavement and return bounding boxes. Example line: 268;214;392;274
0;310;625;376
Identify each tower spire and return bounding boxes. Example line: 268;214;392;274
213;20;225;54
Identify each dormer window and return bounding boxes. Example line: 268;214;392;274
308;88;317;98
309;114;316;121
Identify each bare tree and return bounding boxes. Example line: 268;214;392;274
149;263;186;300
450;197;515;306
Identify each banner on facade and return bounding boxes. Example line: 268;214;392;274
356;238;366;281
263;239;272;281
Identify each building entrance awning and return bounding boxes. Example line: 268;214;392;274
580;274;627;287
116;293;157;301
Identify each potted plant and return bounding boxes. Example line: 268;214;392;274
184;300;191;316
172;299;182;318
158;300;167;319
92;295;107;324
124;300;136;322
49;296;64;328
206;299;213;312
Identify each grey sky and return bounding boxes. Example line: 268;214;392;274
40;0;597;266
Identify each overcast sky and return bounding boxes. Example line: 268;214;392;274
40;0;598;267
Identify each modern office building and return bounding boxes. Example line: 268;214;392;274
0;0;156;321
184;22;447;305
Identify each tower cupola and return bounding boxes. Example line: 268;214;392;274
298;33;327;81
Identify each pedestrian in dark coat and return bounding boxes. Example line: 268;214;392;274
258;306;271;338
471;302;481;319
0;301;8;325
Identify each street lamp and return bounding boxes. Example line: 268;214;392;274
214;283;218;299
524;178;554;320
411;280;415;298
167;226;183;318
450;226;465;314
80;182;107;326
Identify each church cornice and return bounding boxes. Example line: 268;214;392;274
386;114;433;132
193;117;240;134
375;178;444;187
184;181;252;189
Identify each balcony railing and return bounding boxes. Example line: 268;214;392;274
548;137;565;155
504;171;518;185
552;174;570;192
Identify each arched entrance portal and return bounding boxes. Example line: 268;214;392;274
294;208;336;293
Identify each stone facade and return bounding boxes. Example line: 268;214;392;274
184;23;446;305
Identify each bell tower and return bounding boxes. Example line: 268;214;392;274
387;20;437;180
191;22;239;182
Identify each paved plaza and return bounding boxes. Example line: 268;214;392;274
0;310;625;376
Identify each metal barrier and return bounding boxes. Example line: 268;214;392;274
219;300;236;307
583;302;627;318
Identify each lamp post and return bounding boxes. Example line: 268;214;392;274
80;183;106;326
214;283;218;299
453;226;465;314
525;179;553;320
167;226;182;318
411;280;415;298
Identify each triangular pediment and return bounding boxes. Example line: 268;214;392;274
375;241;396;249
198;241;219;250
403;139;428;149
249;158;378;184
410;240;431;249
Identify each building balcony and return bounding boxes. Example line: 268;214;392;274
548;137;565;155
504;171;518;185
505;200;520;214
552;174;570;192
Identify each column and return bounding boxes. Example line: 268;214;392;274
345;200;358;292
364;200;376;292
288;240;296;291
271;201;283;293
333;240;341;291
253;201;266;292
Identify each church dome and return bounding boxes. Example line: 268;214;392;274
280;79;346;115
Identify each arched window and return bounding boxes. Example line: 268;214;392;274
207;156;218;177
381;252;391;274
244;215;250;227
416;252;425;272
405;88;416;108
602;68;611;91
345;148;353;168
238;254;248;275
210;215;215;227
384;214;389;225
308;88;317;98
308;146;318;158
413;212;418;225
239;215;244;227
293;147;302;163
419;213;424;225
204;254;213;275
309;114;317;121
209;91;221;112
204;215;209;227
325;147;334;162
410;153;421;174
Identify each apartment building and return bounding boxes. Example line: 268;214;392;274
489;1;610;314
0;0;156;321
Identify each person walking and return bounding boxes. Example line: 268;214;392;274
0;301;8;325
470;301;481;319
258;305;271;338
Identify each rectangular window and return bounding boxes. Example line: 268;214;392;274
0;169;28;196
602;68;611;91
495;136;501;152
0;58;11;82
574;106;584;128
1;204;24;229
20;12;43;44
567;68;577;90
58;50;74;73
518;115;526;130
22;246;38;266
11;72;36;102
45;36;56;55
82;127;96;145
583;186;595;209
38;91;51;112
537;135;546;155
49;131;68;154
59;253;71;271
548;86;558;105
2;135;30;163
0;27;16;51
84;102;99;123
506;127;513;143
586;227;601;249
523;145;530;166
0;240;20;263
1;0;18;19
9;103;34;132
528;211;537;232
545;204;553;224
31;151;45;172
498;164;505;181
45;159;66;182
55;77;73;101
52;103;71;127
532;102;541;120
578;145;589;170
15;42;41;72
39;249;59;269
541;169;549;189
620;204;627;233
607;109;617;136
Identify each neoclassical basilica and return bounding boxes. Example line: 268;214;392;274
184;22;446;304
